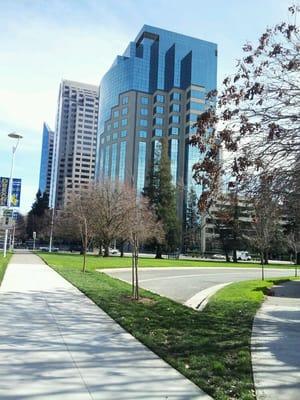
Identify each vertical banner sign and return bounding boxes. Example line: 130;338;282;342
11;178;21;207
0;177;21;207
0;177;9;206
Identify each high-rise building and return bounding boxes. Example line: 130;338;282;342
95;25;217;222
50;80;99;209
38;123;54;199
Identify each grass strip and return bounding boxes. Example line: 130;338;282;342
0;253;12;285
39;252;297;270
40;253;292;400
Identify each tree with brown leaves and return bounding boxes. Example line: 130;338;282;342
191;5;300;211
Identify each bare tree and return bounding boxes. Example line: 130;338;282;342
62;188;97;272
245;178;282;280
128;196;164;300
93;181;137;257
191;5;300;211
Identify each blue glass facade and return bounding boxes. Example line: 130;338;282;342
119;141;127;182
96;25;217;230
38;122;54;198
137;141;147;193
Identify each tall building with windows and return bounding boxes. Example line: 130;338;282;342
38;122;54;199
50;80;99;209
95;25;217;222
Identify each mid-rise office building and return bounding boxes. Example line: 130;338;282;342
95;25;217;222
50;80;99;209
38;122;54;199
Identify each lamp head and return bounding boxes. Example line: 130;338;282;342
8;132;23;139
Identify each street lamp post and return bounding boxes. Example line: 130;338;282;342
3;132;23;257
48;206;55;253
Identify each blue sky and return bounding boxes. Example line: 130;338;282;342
0;0;292;213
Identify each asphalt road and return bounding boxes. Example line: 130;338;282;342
103;267;296;304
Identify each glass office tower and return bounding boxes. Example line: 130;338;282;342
38;122;54;199
95;25;217;222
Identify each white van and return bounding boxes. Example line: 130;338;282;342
236;251;251;261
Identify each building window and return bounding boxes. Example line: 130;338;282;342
120;129;127;137
139;130;147;138
188;101;204;111
187;89;205;100
171;92;181;101
137;142;147;193
104;145;110;177
122;107;128;115
113;121;119;129
169;115;180;124
153;128;163;137
107;123;111;131
122;96;129;105
169;127;179;135
169;139;178;185
100;138;105;144
154;106;164;114
113;110;119;118
141;96;149;105
111;143;118;180
153;117;163;125
119;141;127;182
154;94;165;103
170;103;180;113
140;119;148;127
121;118;128;126
186;125;197;135
140;108;148;116
186;113;198;123
106;135;111;142
112;132;118;140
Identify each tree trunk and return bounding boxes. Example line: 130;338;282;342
103;243;109;257
131;248;135;297
82;249;86;273
82;218;87;273
98;243;102;256
225;249;230;263
233;248;237;263
296;251;300;265
263;250;269;264
120;241;124;257
135;240;139;300
155;243;162;259
260;251;264;281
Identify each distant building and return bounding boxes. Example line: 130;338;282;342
95;25;217;223
38;123;54;199
50;80;99;209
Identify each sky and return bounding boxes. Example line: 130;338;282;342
0;0;293;213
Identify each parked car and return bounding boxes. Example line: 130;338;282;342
212;254;226;260
39;246;59;252
102;247;121;256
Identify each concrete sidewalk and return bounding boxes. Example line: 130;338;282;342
252;280;300;400
0;253;210;400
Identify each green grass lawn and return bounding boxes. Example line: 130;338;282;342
39;252;296;271
0;253;12;285
39;252;294;400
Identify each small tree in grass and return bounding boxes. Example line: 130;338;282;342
128;196;164;300
246;177;282;280
93;181;137;257
62;188;96;272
